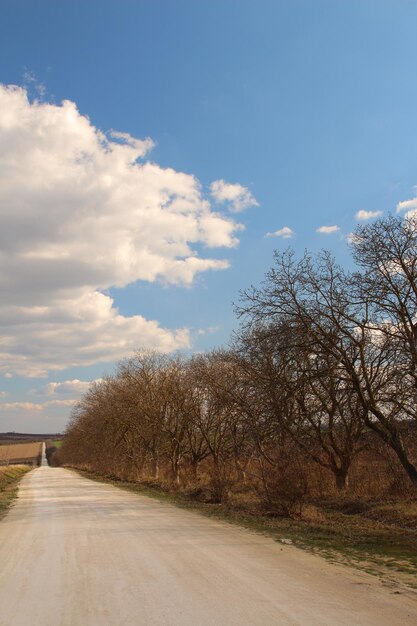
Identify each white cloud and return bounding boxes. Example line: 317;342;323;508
396;198;417;213
265;226;294;239
210;179;259;212
0;402;43;412
42;379;101;396
0;287;192;378
0;396;79;431
316;225;340;234
355;209;383;221
45;399;78;408
0;391;7;398
0;398;77;412
22;69;46;99
197;325;221;337
346;232;359;245
0;84;246;376
108;129;154;154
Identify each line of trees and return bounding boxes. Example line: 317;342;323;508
59;216;417;512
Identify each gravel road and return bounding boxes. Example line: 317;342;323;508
1;464;416;626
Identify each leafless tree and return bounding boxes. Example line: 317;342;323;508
237;229;417;488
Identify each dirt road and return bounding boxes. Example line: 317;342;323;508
1;466;416;626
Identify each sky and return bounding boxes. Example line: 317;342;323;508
1;0;417;432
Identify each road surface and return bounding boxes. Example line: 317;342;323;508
0;464;416;626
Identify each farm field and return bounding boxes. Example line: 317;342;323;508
0;442;42;466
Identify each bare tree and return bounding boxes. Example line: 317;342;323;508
237;234;417;488
349;215;417;485
234;321;364;490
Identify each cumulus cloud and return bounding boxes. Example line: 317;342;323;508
0;391;8;398
108;129;154;153
2;378;95;417
355;209;383;221
46;399;78;408
0;395;79;431
210;179;259;212
0;84;245;376
265;226;294;239
42;379;101;396
0;399;77;412
396;196;417;217
316;225;340;234
0;402;43;412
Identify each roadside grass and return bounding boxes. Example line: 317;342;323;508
72;467;417;590
45;440;63;466
0;466;32;519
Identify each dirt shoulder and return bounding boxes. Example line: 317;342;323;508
72;467;417;592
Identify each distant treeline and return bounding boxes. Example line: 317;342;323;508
0;433;63;442
59;216;417;512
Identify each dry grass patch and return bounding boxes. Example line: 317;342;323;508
0;465;32;519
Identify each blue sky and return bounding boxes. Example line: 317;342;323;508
1;0;417;432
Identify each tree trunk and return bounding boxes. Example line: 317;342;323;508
396;449;417;488
334;468;349;491
190;459;199;480
152;454;159;480
172;458;180;485
365;410;417;489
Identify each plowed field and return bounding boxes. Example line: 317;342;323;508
0;442;42;466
